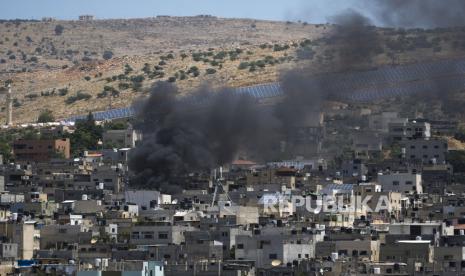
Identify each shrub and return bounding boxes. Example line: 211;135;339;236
25;93;38;100
142;63;151;74
37;109;54;123
205;68;216;74
111;90;120;97
102;50;113;60
179;72;187;80
274;44;290;51
255;60;266;68
130;75;145;83
65;91;92;104
54;24;64;35
58;88;68;96
13;99;21;108
84;76;91;81
97;91;108;98
168;76;176;82
192;53;202;62
214;51;227;60
238;62;249;70
118;82;130;90
124;64;133;75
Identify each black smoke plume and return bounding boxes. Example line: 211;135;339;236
129;1;465;193
329;10;382;69
129;82;280;193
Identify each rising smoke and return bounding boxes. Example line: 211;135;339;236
129;1;465;193
129;82;281;193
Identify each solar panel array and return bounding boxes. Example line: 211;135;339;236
65;107;135;122
64;58;465;122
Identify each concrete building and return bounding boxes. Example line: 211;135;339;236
102;128;142;148
352;133;383;160
13;138;70;162
316;239;380;262
77;261;164;276
129;225;195;246
124;190;171;210
402;138;448;164
369;112;406;133
388;120;431;141
0;221;36;259
0;243;18;260
78;15;95;21
378;172;423;195
235;232;320;268
380;240;433;275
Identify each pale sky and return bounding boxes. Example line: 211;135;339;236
0;0;368;24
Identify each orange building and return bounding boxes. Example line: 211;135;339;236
13;138;70;162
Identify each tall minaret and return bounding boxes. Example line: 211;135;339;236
6;84;12;126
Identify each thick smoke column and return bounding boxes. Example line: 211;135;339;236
129;82;279;193
329;10;382;68
130;1;465;193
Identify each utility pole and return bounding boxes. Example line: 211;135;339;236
6;84;12;126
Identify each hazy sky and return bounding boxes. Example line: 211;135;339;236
0;0;366;23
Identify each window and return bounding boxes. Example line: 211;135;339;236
158;232;168;239
237;244;244;249
406;181;413;185
269;254;277;259
142;231;154;239
393;181;399;186
131;232;140;239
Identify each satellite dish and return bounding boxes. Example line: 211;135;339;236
271;259;282;267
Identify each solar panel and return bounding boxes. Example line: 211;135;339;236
64;58;465;121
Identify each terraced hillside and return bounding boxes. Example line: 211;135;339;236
1;16;465;123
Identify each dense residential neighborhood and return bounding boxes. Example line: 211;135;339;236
0;105;464;276
3;1;465;276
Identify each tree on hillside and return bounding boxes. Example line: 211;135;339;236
54;24;64;36
65;113;103;156
37;109;55;123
